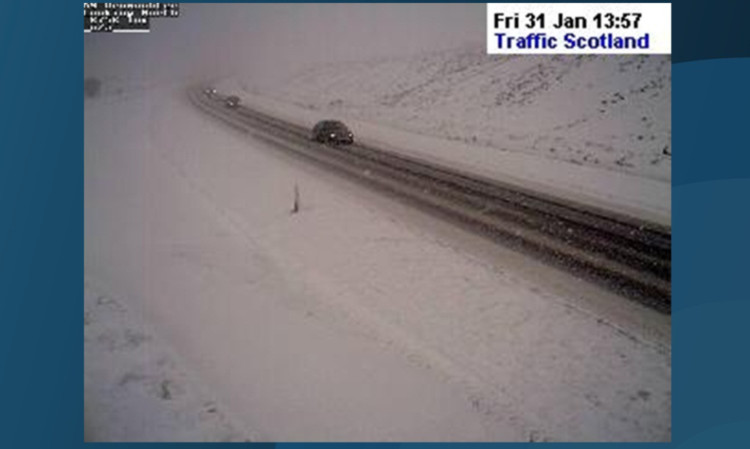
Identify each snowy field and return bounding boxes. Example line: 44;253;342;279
219;51;670;226
84;76;670;441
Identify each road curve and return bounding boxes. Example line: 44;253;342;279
188;87;671;313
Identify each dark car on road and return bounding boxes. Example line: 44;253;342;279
312;120;354;145
225;95;241;108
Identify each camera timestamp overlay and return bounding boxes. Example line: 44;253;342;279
487;3;671;54
84;3;180;33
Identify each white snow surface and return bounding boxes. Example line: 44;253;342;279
219;51;671;226
84;81;670;441
84;277;252;442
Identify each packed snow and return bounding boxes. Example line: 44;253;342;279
84;76;670;441
84;277;252;442
218;51;670;226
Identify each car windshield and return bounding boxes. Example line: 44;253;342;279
323;122;348;132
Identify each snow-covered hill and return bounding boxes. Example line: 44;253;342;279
260;50;671;182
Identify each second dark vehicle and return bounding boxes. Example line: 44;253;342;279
225;95;241;108
312;120;354;145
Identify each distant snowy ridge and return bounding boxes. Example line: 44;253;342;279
260;49;671;182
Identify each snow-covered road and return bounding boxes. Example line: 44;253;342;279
85;85;670;441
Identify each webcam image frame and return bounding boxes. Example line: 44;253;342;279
85;3;671;442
